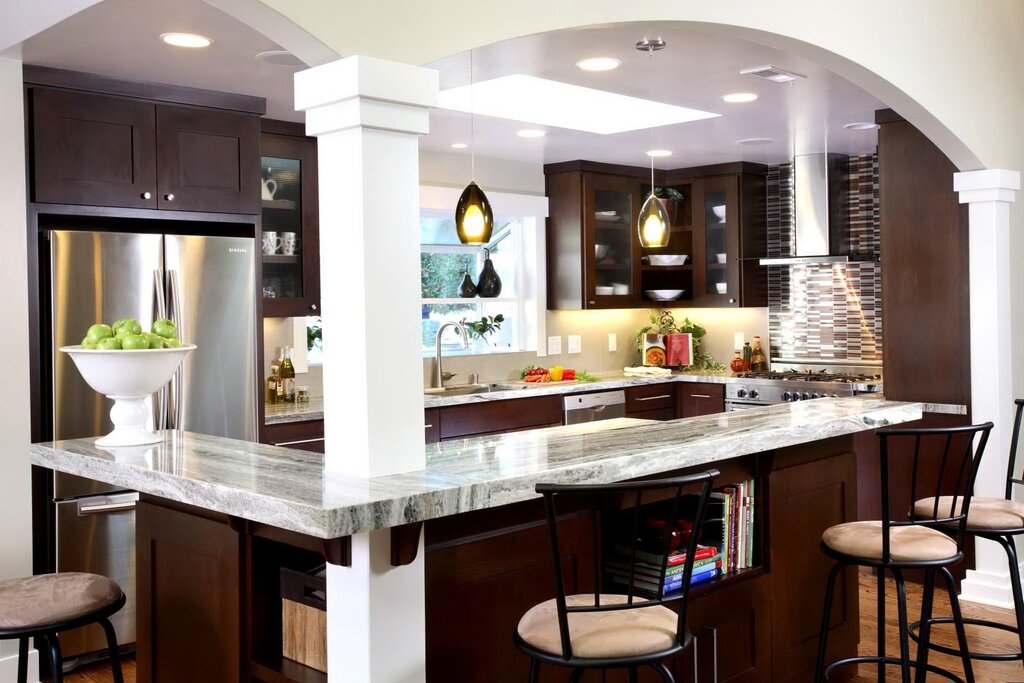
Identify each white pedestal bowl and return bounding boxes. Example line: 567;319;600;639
60;345;196;447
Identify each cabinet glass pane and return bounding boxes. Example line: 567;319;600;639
704;191;727;296
261;156;304;300
593;189;633;295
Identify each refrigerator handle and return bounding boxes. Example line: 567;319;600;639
153;271;168;433
168;270;184;433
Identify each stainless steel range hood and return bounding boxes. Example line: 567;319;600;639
760;153;864;266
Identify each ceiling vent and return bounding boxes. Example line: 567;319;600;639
740;65;806;83
255;50;306;67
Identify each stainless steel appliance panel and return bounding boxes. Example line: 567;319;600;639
55;493;138;658
563;390;627;425
51;230;163;498
164;235;257;441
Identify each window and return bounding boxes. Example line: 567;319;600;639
419;186;547;356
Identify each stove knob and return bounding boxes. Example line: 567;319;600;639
802;392;811;400
791;393;801;401
736;388;747;398
811;393;820;399
781;391;791;401
749;389;759;399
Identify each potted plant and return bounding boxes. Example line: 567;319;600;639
654;186;684;225
635;310;725;370
459;314;505;352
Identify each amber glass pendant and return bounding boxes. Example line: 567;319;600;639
638;192;670;248
455;181;494;244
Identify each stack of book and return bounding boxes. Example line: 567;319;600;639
708;479;756;574
606;545;722;595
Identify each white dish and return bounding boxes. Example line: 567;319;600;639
611;282;629;295
715;253;727;264
60;344;196;447
712;205;726;223
644;289;684;301
595;286;614;295
715;282;728;294
595;213;622;222
595;244;611;260
596;210;618;216
648;254;688;267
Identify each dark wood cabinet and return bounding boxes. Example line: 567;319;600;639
545;161;766;310
155;105;260;214
260;420;325;453
424;408;440;444
137;499;242;683
678;383;726;417
438;395;563;440
625;383;676;421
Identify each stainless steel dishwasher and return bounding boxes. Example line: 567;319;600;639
563;390;627;425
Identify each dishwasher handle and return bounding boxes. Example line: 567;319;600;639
77;493;139;515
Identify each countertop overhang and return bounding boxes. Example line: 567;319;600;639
32;397;923;539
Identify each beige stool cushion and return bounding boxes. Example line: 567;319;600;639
822;521;957;562
517;594;677;659
0;573;121;630
913;496;1024;530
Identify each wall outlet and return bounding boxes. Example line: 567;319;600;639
608;333;617;352
568;335;582;354
547;336;562;355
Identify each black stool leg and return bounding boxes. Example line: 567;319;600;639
568;668;584;682
527;659;539;683
877;568;887;682
814;561;842;682
650;662;675;682
16;636;27;683
998;534;1024;658
43;633;62;683
627;666;638;683
893;569;912;683
940;566;975;683
98;618;124;683
913;568;936;683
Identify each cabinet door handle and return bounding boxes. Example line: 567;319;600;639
164;193;175;202
707;626;718;683
141;191;152;199
691;393;712;399
275;437;325;447
310;304;318;311
728;298;736;304
635;394;672;402
692;634;699;682
424;424;434;429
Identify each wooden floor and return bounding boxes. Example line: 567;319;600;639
59;572;1024;683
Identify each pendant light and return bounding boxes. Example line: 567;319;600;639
456;49;494;244
635;38;670;249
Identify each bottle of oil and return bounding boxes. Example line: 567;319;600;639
750;336;768;372
265;364;279;405
280;346;296;403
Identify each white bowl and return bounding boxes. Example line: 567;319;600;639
715;282;728;294
644;289;684;301
648;254;688;267
595;244;611;260
595;286;614;295
611;282;629;295
715;253;727;264
712;205;726;223
60;345;196;447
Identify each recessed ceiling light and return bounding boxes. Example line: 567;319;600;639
255;50;304;67
646;149;672;157
722;92;758;103
438;75;720;135
576;57;621;72
450;142;468;149
844;122;879;131
160;33;213;49
517;129;546;138
737;137;774;145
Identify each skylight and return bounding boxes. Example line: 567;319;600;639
437;75;720;135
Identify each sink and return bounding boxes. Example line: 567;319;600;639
423;383;498;397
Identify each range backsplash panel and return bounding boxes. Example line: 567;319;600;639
767;155;882;362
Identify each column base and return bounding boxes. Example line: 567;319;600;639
959;561;1023;609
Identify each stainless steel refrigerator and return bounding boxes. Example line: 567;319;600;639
49;230;257;663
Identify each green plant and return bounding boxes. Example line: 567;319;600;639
307;319;322;352
459;314;505;340
635;310;725;371
654;186;685;201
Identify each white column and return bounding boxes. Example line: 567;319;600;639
295;56;437;682
955;168;1020;608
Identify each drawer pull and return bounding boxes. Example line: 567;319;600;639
424;424;434;429
690;393;712;399
635;394;672;402
275;437;325;446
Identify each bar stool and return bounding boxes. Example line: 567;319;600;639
514;470;719;683
815;422;993;683
909;398;1024;663
0;572;125;683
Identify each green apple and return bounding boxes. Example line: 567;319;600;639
152;319;177;339
86;323;113;343
144;333;166;349
112;318;142;336
164;338;183;348
80;336;97;350
96;337;122;350
120;334;149;350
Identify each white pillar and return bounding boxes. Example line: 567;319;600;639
295;56;437;682
955;168;1020;608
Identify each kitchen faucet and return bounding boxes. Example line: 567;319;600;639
434;321;469;389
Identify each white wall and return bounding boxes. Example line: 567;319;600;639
0;54;38;682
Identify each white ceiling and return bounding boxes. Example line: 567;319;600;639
22;5;885;168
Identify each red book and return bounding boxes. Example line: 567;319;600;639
667;546;716;566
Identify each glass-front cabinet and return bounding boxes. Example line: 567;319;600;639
697;175;740;307
260;127;320;317
582;173;641;308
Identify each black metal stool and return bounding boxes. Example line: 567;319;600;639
0;572;126;682
909;398;1024;663
815;422;993;683
515;470;719;682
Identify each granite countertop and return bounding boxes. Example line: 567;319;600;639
265;397;324;425
32;397;922;539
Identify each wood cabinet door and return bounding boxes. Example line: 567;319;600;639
439;396;563;440
768;450;859;682
424;408;440;443
581;173;642;309
678;383;725;417
692;176;741;307
32;88;157;208
260;420;325;452
136;500;241;683
155;105;260;214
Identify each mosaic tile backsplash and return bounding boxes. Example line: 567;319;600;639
767;155;882;362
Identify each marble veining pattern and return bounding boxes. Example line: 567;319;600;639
31;398;923;539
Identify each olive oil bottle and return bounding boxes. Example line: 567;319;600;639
265;366;279;405
280;346;296;403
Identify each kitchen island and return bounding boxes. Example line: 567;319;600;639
32;397;923;682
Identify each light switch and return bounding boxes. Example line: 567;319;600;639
608;333;617;352
568;335;582;354
547;336;562;355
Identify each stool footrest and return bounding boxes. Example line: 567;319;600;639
908;617;1024;662
823;655;965;683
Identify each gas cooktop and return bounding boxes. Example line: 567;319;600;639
726;365;883;406
734;369;883;384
